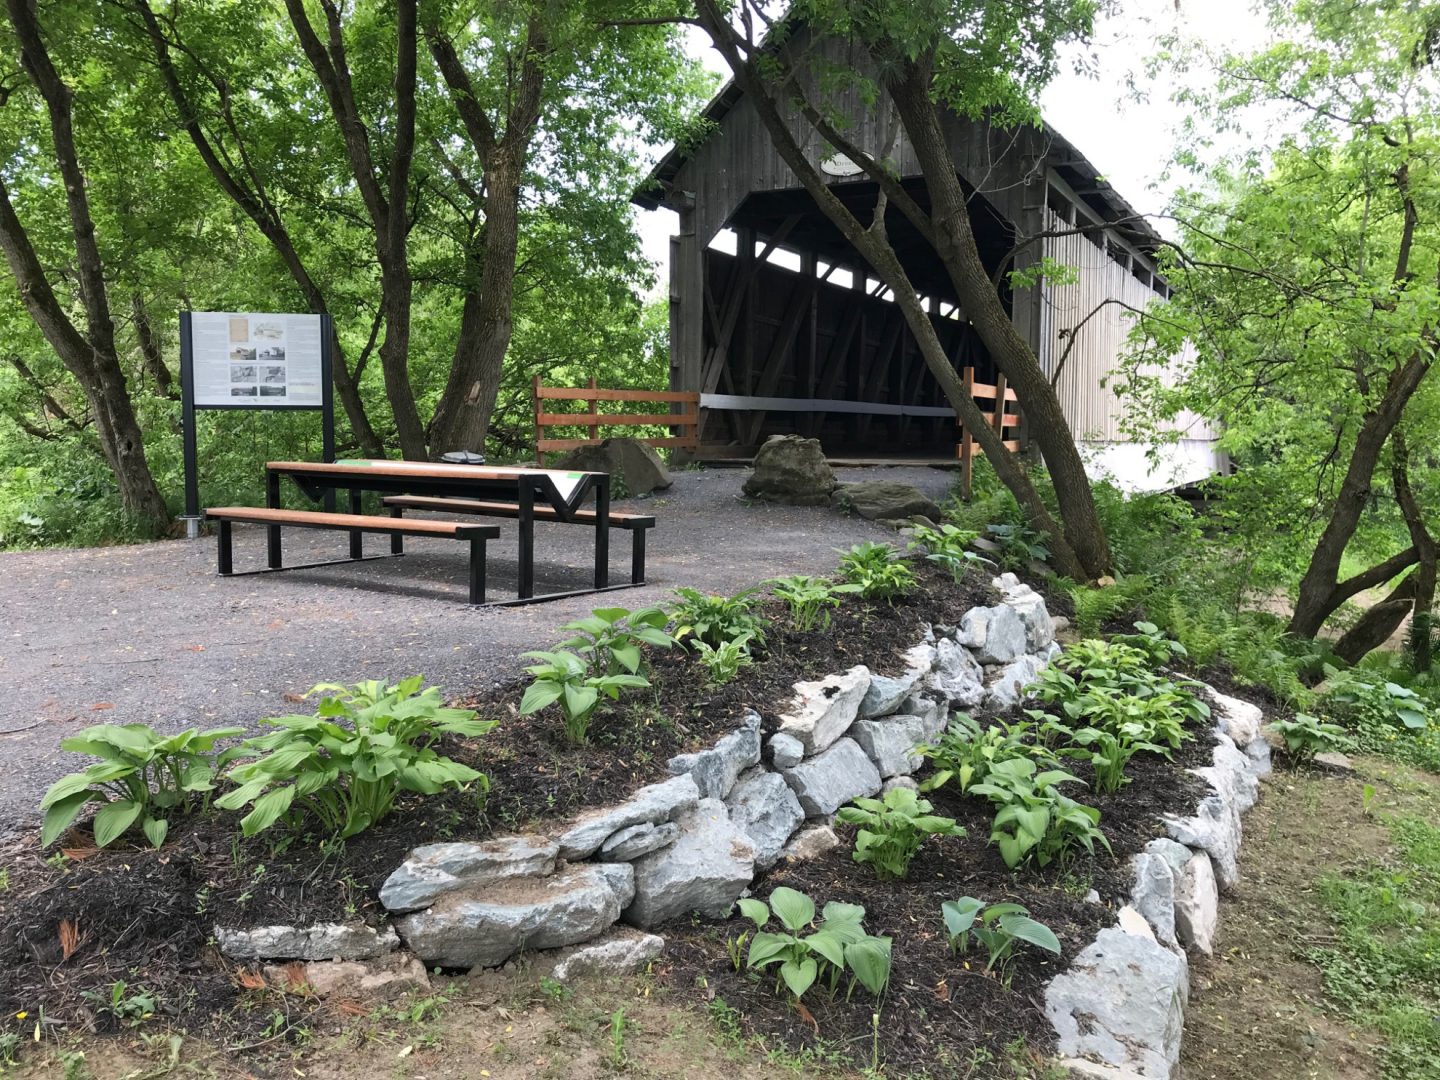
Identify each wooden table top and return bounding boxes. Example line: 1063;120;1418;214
266;459;604;481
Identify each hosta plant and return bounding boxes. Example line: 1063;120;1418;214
1052;725;1165;793
970;757;1111;869
1267;713;1354;764
669;586;767;651
919;713;1055;794
766;574;859;632
519;650;649;745
906;522;994;583
214;678;494;838
837;786;965;880
40;722;244;848
558;606;676;677
691;632;755;686
941;897;1062;975
1109;621;1188;666
837;541;917;602
738;887;892;1000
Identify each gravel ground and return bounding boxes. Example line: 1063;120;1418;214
0;466;954;827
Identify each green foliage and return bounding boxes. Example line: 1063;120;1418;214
1324;667;1440;769
1063;577;1149;637
1051;724;1164;794
941;897;1061;975
836;786;965;881
766;574;859;632
1109;621;1188;666
214;678;493;837
1267;714;1354;765
836;541;917;602
518;650;649;746
39;722;244;848
79;981;158;1027
691;633;755;686
668;586;767;651
918;713;1055;794
983;523;1051;569
970;757;1111;869
557;606;675;677
737;887;892;1001
906;522;994;583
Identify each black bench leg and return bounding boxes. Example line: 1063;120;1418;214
518;482;535;600
265;472;281;569
389;505;404;555
594;475;610;589
218;521;233;575
468;536;487;604
348;488;363;560
631;526;648;585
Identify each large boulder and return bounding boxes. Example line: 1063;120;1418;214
830;481;942;522
553;437;672;497
1164;734;1259;891
957;605;1028;665
380;837;559;914
1045;926;1189;1078
927;639;986;709
555;773;700;861
780;737;883;816
742;435;836;505
724;769;806;870
667;712;762;799
216;922;399;963
859;643;937;718
849;716;929;778
394;863;634;970
776;666;871;755
624;799;756;928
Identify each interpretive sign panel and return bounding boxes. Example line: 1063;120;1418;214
188;312;325;408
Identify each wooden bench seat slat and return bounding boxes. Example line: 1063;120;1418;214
380;495;654;528
205;506;498;538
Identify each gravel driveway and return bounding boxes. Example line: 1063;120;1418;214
0;466;954;827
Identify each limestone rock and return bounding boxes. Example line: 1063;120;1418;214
882;775;919;795
1174;850;1219;955
780;737;882;817
957;604;1027;664
624;799;756;929
553;437;672;497
767;732;804;769
849;715;929;777
1315;751;1356;773
270;954;431;1000
1165;735;1258;891
782;825;840;862
1116;905;1156;943
993;579;1055;652
1245;736;1273;778
724;769;805;870
742;435;836;505
1205;688;1263;747
776;666;872;755
380;837;559;914
216;922;399;963
555;773;700;861
597;821;681;862
830;481;942;522
1128;852;1177;947
668;713;762;800
927;639;986;709
860;643;937;718
984;653;1046;710
537;927;665;983
900;690;950;740
1044;926;1189;1078
395;863;634;970
1143;838;1194;878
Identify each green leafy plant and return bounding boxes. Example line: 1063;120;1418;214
907;522;994;583
691;632;755;685
836;541;917;602
984;522;1050;568
80;981;157;1027
1325;673;1432;732
214;678;494;838
1052;725;1164;793
970;757;1111;869
737;887;892;1000
1109;621;1188;666
39;722;244;849
941;897;1062;976
766;574;859;632
669;586;767;651
1268;713;1354;765
918;714;1054;794
518;650;649;745
558;606;676;677
836;786;965;880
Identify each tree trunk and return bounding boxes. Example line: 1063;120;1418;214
884;59;1112;579
1333;584;1415;665
1393;429;1437;672
130;295;175;398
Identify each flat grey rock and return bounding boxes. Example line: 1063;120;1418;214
624;798;755;929
395;863;634;970
1045;926;1189;1078
724;769;805;870
928;639;986;709
767;732;805;769
776;665;871;755
380;837;559;914
1129;852;1177;947
668;712;761;799
274;954;430;1000
881;775;919;794
1174;850;1219;955
216;922;399;962
553;438;672;497
849;715;929;777
782;824;839;862
1143;837;1194;878
957;604;1027;664
830;480;942;522
780;737;882;816
596;821;681;862
859;642;937;718
900;690;949;740
539;927;666;983
984;653;1046;710
555;773;700;861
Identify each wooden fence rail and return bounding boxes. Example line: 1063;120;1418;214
957;368;1021;497
533;376;700;464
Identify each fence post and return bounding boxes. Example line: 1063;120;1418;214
532;374;544;465
990;373;1008;436
587;376;600;445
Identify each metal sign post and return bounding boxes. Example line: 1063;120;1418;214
179;311;335;539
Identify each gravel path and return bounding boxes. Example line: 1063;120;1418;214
0;466;954;826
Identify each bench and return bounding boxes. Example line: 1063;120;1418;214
204;506;502;604
381;495;655;585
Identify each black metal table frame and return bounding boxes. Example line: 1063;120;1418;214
264;463;621;604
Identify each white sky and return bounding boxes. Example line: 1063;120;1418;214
633;0;1271;278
